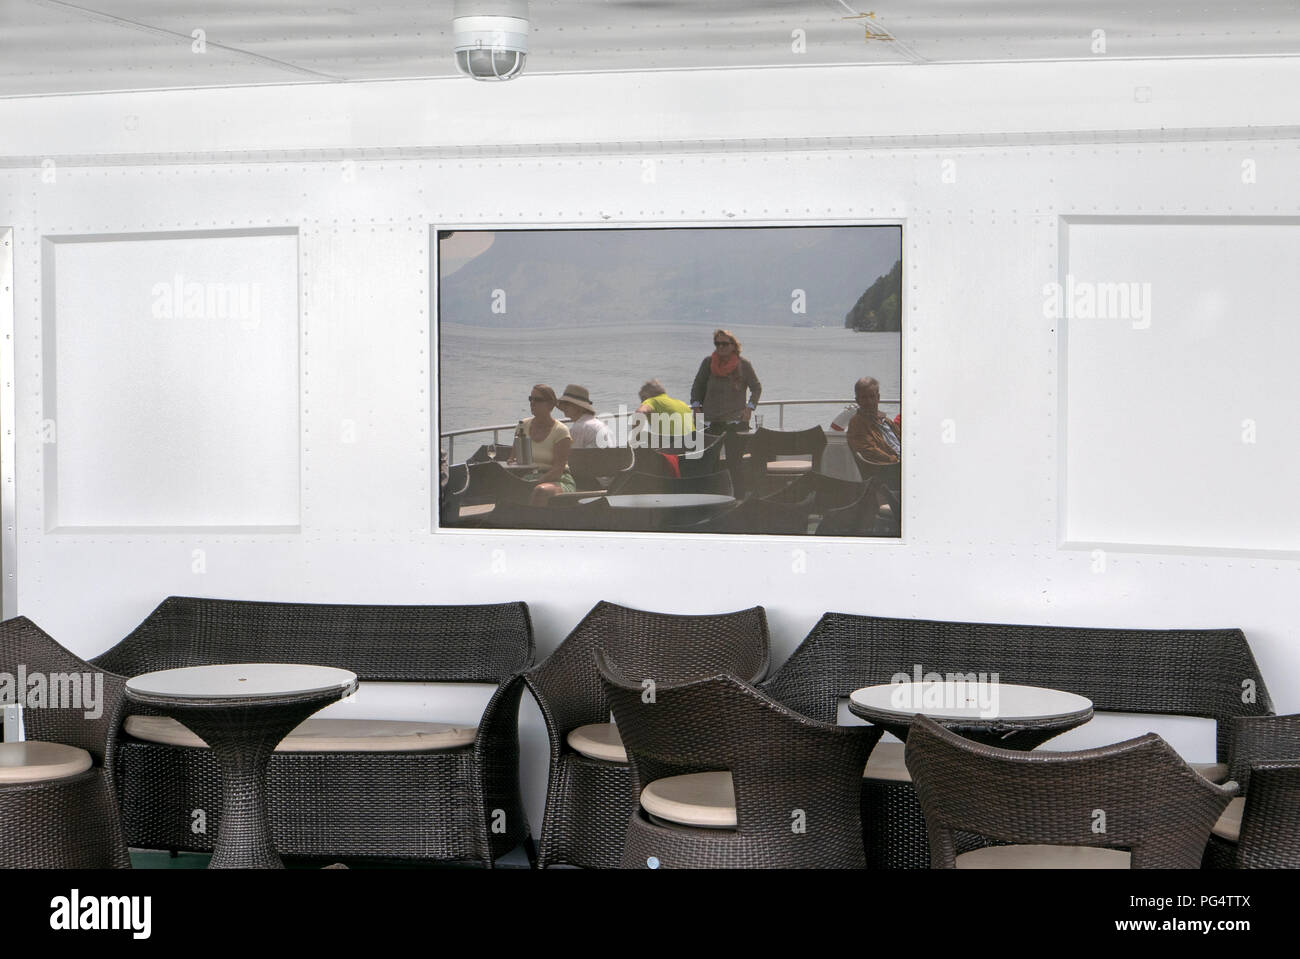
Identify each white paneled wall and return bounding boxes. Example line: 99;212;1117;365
1;59;1298;833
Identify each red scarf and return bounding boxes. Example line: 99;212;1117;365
710;351;741;380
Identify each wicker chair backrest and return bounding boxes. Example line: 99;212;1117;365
1;616;125;764
750;426;828;463
90;597;534;683
597;651;877;853
761;612;1272;762
906;715;1236;868
529;601;769;736
1234;762;1300;868
1227;714;1300;790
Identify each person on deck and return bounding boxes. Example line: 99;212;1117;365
690;329;762;434
557;384;613;450
847;376;901;464
636;379;695;442
512;384;576;506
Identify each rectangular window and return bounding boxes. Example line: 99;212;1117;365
437;225;902;536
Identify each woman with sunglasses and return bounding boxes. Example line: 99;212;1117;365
512;384;576;505
690;329;762;433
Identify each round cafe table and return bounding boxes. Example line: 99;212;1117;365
125;663;358;868
848;681;1093;750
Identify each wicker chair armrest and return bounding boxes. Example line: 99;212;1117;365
474;671;529;754
598;652;879;780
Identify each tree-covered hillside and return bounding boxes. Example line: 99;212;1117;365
844;259;902;332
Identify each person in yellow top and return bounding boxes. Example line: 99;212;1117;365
636;379;695;442
512;384;576;505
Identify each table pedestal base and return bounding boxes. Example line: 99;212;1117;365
163;695;344;869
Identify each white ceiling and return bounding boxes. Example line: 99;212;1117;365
2;0;1299;97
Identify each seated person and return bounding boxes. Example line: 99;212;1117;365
557;384;613;449
514;384;576;506
847;377;901;464
637;379;695;442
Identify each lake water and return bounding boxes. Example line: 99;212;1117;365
438;323;900;451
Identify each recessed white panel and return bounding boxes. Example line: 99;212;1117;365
46;230;300;530
1064;219;1300;552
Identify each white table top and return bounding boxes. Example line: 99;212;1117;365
126;663;358;700
850;681;1092;723
585;493;736;509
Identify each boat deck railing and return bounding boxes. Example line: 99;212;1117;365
441;396;901;463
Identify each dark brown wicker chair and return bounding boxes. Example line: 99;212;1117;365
567;446;635;493
1;616;130;868
747;426;828;495
854;454;901;494
1205;714;1300;868
520;601;770;868
1231;763;1300;868
439;462;471;527
597;651;879;868
91;596;535;867
906;715;1238;868
760;612;1273;868
815;480;898;537
677;435;725;479
462;460;539;508
766;471;866;511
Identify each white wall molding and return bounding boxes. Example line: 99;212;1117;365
3;57;1299;161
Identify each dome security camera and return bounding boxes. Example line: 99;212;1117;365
453;0;529;80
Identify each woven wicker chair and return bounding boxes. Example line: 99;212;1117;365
91;596;534;866
677;434;725;478
596;651;879;868
521;601;770;868
1;616;130;868
766;471;866;511
747;426;828;496
1205;714;1300;868
906;715;1238;868
760;612;1273;868
854;455;901;493
566;446;635;493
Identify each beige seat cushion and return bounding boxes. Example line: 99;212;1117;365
766;458;812;474
641;771;737;829
0;741;93;783
566;722;627;763
1190;762;1229;783
863;740;910;782
956;845;1132;869
1212;796;1245;842
125;715;476;752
